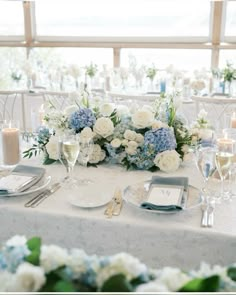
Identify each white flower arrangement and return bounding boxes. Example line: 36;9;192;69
0;235;235;292
24;91;193;172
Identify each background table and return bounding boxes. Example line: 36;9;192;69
0;160;235;270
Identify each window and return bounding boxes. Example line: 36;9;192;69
219;50;236;68
35;0;210;41
0;1;24;37
121;49;211;71
224;0;236;40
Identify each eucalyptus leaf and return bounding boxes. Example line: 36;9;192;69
101;274;133;292
179;275;220;292
227;267;236;282
26;237;41;266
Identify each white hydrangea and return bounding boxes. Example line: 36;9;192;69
136;281;168;292
125;141;138;155
124;130;136;141
96;252;147;288
11;263;46;292
40;245;69;273
100;103;115;117
66;249;87;279
0;271;14;292
111;138;121;148
89;144;106;164
154;150;181;172
132;110;154;129
93;117;114;138
6;235;27;248
45;135;60;160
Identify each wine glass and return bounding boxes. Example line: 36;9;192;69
77;137;94;184
195;142;217;198
215;137;235;201
58;133;80;187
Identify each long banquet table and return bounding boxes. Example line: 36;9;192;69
0;159;236;270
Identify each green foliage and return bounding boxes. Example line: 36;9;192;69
101;274;134;292
146;66;158;81
227;266;236;281
85;62;98;78
25;237;41;266
179;275;220;292
222;63;236;82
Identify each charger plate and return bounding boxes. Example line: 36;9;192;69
0;176;51;197
123;180;201;214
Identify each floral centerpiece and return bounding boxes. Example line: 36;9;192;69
0;235;235;292
23;91;192;173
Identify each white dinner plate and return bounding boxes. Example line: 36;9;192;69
0;176;51;197
68;183;112;208
123;180;201;214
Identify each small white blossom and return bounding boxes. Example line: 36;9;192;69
125;141;138;155
100;103;115;117
121;139;129;146
89;144;106;164
135;133;144;145
152;120;168;130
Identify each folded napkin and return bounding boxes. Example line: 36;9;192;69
140;176;188;212
0;165;45;195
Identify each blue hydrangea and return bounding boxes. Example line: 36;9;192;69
69;108;96;132
37;126;51;142
144;127;176;153
127;146;155;170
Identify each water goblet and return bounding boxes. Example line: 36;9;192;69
58;133;80;187
194;142;217;200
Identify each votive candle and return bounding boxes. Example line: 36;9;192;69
231;112;236;128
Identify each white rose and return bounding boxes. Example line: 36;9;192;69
45;135;60;160
135;133;144;145
40;245;69;273
116;105;130;117
152;120;168;130
111;138;121;148
132;110;154;129
198;109;208;120
100;103;115;117
125;141;138;155
93;117;114;138
12;263;46;292
154;150;181;173
121;139;129;146
89;144;106;164
80;127;94;140
124;130;136;141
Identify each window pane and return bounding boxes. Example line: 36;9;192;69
219;50;236;68
35;0;210;37
0;1;24;35
121;49;211;71
225;1;236;37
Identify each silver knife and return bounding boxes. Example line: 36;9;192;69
25;182;61;208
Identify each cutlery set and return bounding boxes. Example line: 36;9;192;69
201;201;215;228
104;188;123;218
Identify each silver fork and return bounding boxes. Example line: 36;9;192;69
207;201;215;227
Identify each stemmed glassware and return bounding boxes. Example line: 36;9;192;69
77;137;94;184
215;137;234;201
195;142;217;197
58;132;80;187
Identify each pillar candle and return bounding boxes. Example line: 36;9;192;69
217;137;234;153
231;113;236;128
2;127;20;165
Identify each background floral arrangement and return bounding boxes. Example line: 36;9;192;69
0;235;235;292
24;91;193;172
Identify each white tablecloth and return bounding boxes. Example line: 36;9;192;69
0;160;236;269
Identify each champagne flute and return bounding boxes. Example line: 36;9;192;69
215;138;234;201
58;133;80;186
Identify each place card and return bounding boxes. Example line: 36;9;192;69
147;184;184;207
